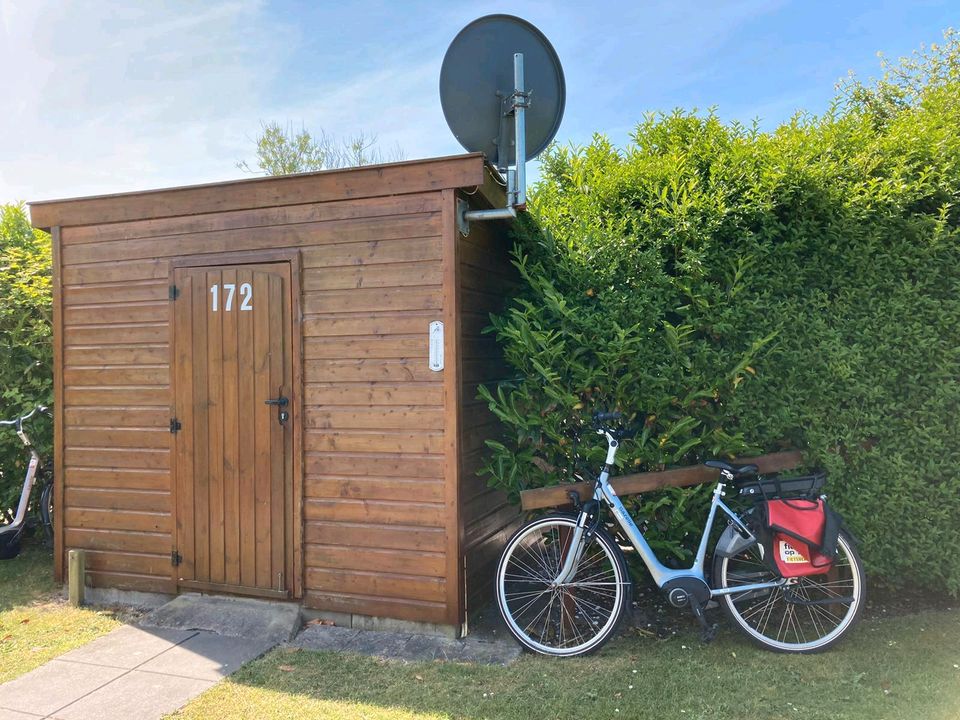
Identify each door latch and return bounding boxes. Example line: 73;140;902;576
264;390;289;425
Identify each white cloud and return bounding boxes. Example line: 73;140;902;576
0;0;294;201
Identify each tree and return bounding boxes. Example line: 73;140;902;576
237;121;405;176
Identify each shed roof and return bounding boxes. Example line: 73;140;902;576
30;153;503;230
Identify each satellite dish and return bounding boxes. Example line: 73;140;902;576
440;14;565;170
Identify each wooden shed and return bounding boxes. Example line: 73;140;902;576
29;154;521;635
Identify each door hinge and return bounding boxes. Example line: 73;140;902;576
169;418;181;433
169;284;179;300
171;550;182;566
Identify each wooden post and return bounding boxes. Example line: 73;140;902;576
68;549;85;607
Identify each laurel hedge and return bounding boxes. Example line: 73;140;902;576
0;204;52;519
479;31;960;592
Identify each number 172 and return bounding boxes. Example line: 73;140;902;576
210;283;253;312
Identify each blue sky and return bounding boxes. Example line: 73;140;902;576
0;1;955;203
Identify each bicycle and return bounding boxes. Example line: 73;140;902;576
495;412;866;656
0;405;54;559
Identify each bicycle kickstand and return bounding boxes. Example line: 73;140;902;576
689;597;718;644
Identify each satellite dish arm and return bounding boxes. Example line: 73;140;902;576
461;52;528;230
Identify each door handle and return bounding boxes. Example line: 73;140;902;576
265;390;289;425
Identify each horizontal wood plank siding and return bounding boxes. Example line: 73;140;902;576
299;194;448;618
457;202;523;619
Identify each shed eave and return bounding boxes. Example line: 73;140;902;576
29;152;489;230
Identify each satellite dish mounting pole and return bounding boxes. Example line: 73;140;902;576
461;52;528;228
513;52;527;209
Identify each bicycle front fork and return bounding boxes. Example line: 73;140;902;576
552;515;591;585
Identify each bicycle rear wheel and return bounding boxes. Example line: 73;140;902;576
496;515;630;657
713;529;865;652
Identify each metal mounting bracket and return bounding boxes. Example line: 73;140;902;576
458;52;528;236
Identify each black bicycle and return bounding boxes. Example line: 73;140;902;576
0;406;53;559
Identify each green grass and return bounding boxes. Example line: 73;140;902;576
172;607;960;720
0;542;127;683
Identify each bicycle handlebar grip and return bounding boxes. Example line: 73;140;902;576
593;411;623;422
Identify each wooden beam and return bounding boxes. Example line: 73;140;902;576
51;226;65;584
441;188;465;632
519;450;805;511
29;153;486;230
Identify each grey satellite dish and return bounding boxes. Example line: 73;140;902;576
439;14;565;226
440;14;565;168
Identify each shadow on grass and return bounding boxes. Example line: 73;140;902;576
0;539;58;611
198;608;960;720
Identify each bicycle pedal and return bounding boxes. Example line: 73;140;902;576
700;623;719;644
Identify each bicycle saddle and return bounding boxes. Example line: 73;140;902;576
704;459;759;476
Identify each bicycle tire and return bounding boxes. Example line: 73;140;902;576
496;515;631;657
712;529;865;653
39;481;53;546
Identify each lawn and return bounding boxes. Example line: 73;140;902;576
0;542;130;683
172;603;960;720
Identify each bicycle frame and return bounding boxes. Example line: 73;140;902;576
2;409;44;530
554;431;786;599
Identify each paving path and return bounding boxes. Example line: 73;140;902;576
0;597;520;720
0;595;300;720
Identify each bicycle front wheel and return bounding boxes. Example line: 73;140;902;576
713;529;865;653
496;515;630;657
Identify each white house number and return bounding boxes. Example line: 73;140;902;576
210;283;253;312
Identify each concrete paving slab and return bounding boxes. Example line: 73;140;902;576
58;625;196;670
400;634;463;662
51;670;213;720
455;638;522;665
288;625;522;665
341;629;413;660
140;594;301;645
136;631;274;681
0;708;42;719
290;625;360;651
0;660;125;717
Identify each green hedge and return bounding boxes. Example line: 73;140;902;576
480;32;960;592
0;204;52;518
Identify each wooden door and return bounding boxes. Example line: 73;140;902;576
172;262;293;598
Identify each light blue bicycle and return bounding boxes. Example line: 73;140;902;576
495;412;865;656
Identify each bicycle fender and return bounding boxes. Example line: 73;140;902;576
715;523;759;559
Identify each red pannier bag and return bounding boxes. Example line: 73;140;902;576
764;498;838;578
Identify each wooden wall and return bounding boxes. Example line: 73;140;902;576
55;190;453;623
456;200;523;619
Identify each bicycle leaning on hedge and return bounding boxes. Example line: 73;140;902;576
0;405;54;559
495;412;866;657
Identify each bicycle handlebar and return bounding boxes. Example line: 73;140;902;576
0;405;51;427
593;411;623;423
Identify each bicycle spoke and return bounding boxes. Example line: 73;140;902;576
719;534;862;651
499;519;625;656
